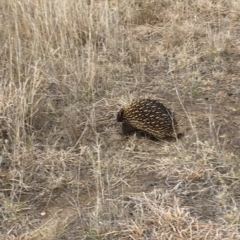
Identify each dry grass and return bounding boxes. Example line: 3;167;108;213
0;0;240;239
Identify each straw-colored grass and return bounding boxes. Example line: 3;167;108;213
1;0;240;239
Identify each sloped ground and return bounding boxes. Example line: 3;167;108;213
0;0;240;239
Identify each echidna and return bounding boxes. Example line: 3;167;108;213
117;99;180;139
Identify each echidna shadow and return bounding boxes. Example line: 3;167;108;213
117;99;183;140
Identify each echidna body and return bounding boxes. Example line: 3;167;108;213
117;99;179;139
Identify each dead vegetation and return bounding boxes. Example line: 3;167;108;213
0;0;240;239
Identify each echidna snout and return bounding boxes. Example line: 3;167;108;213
117;109;124;122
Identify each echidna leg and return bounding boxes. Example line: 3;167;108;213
122;122;138;135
